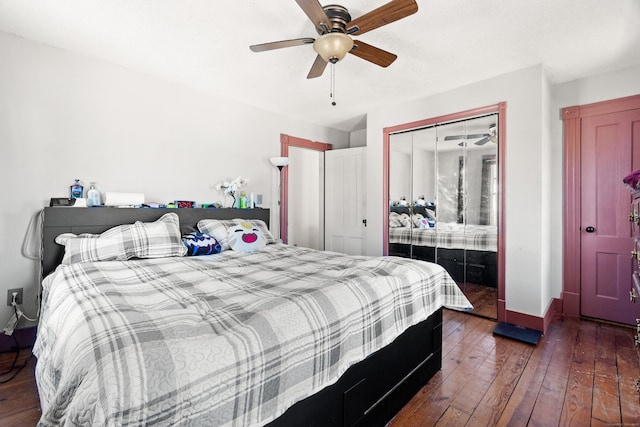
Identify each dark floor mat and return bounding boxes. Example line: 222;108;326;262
493;322;542;345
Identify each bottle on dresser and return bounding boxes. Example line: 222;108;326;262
70;179;83;199
87;182;102;207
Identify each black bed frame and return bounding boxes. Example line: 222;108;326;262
41;207;443;427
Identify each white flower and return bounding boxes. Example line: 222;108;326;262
214;176;248;196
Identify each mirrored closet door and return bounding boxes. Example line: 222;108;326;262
387;113;499;319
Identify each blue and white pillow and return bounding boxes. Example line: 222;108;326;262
182;232;221;256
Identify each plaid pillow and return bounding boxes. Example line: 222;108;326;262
197;218;275;251
55;213;187;265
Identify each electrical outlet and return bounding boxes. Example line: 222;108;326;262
6;288;23;306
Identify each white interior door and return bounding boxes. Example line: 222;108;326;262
325;147;366;255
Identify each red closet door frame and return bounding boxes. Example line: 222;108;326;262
562;94;640;317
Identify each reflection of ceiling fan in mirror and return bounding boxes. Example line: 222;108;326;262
444;124;497;146
249;0;419;79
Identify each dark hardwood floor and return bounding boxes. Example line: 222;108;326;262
460;283;498;320
390;309;640;426
1;309;638;426
0;345;40;426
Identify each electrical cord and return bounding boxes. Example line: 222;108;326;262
0;351;33;384
13;297;38;323
21;209;43;261
20;208;44;320
17;309;38;323
0;304;34;384
0;209;42;383
0;334;20;376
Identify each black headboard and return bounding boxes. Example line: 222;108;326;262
41;207;270;277
390;206;431;217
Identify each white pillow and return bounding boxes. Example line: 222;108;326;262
227;222;267;252
389;212;404;228
197;218;275;251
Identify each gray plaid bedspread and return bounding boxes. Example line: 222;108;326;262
389;223;497;252
34;245;471;426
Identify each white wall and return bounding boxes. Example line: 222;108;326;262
389;150;411;203
349;129;367;148
0;32;348;327
540;70;554;316
413;148;435;204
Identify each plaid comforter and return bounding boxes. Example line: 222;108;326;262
34;245;471;426
389;223;497;252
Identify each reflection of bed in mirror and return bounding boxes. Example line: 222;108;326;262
388;206;497;287
385;107;504;320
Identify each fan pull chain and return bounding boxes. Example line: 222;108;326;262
330;63;336;106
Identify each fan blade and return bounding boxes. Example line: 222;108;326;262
250;38;315;52
350;40;397;67
444;133;489;141
295;0;331;34
347;0;418;36
475;136;490;146
307;54;328;79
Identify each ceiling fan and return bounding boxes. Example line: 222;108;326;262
249;0;419;79
444;124;497;146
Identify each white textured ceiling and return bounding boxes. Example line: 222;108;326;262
1;0;639;132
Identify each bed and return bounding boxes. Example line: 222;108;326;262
35;207;471;426
388;207;497;287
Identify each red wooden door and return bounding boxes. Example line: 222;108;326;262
580;109;640;325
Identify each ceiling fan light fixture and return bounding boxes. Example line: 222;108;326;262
313;32;353;64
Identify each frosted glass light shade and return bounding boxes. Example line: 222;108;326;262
313;33;354;64
269;157;290;168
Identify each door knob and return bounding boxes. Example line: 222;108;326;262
585;226;595;233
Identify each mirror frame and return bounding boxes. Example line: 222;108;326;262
383;102;507;322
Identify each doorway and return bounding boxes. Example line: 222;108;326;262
279;134;332;247
562;94;640;325
288;146;323;249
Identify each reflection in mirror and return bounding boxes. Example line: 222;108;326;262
387;113;498;319
388;132;415;258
